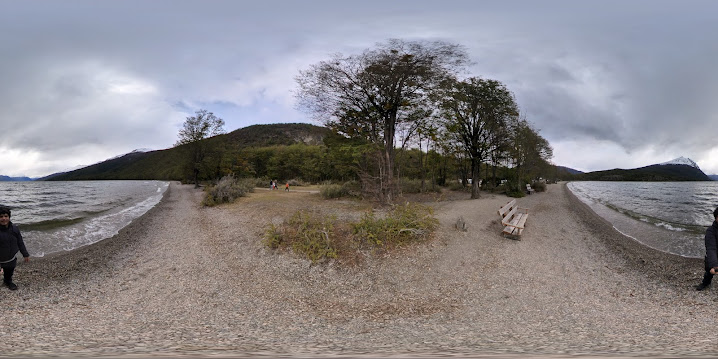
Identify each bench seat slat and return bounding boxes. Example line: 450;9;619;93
502;206;518;226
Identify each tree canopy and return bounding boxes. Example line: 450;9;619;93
438;77;519;198
296;39;469;203
175;109;226;186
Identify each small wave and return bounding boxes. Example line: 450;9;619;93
655;222;686;231
22;217;85;231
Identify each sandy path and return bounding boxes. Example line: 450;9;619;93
1;182;714;357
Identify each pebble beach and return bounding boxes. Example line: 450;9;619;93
2;181;714;358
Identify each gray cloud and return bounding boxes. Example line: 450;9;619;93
1;0;718;176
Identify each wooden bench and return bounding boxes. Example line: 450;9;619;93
526;183;535;194
498;199;529;238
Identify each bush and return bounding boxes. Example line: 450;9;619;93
264;202;439;264
448;181;467;191
320;183;348;199
399;178;441;194
532;182;547;192
263;211;339;264
256;177;272;188
202;175;255;206
498;180;525;198
342;180;362;197
287;178;305;187
399;178;422;194
352;202;438;248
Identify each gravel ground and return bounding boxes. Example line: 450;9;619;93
1;181;714;358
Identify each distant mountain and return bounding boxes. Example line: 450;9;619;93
45;123;331;181
579;157;710;181
708;175;718;181
35;172;67;181
0;175;34;181
556;166;583;175
658;156;700;169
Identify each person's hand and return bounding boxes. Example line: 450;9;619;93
711;267;718;275
23;257;29;263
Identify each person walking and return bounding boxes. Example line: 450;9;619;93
285;182;289;191
0;206;30;290
697;206;718;291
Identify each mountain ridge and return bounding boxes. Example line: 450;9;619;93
578;156;711;181
41;123;331;181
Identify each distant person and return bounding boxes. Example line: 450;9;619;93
269;180;274;190
0;206;30;290
696;206;718;291
285;182;289;191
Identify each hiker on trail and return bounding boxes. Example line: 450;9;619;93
285;182;289;191
697;206;718;291
0;206;30;290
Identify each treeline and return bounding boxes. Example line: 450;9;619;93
186;126;558;194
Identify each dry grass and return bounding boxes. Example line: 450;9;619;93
241;187;439;265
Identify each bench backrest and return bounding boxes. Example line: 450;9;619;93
498;199;517;220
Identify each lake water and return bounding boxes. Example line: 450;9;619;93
0;180;169;257
567;181;718;258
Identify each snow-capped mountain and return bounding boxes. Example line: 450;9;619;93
580;156;710;181
659;156;700;169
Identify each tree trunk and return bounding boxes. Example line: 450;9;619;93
470;157;481;199
383;115;397;203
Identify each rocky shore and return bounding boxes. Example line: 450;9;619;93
2;181;713;358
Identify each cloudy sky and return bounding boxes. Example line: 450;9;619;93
2;0;717;177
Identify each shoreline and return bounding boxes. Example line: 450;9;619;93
17;182;175;289
563;182;702;287
3;181;715;357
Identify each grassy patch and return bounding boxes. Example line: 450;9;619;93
264;202;438;265
352;203;438;248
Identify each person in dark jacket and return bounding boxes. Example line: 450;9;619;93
696;206;718;291
0;206;30;290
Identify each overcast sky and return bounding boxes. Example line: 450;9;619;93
2;0;717;177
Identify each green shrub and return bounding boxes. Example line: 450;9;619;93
264;223;283;249
496;180;525;198
264;202;439;264
263;211;338;264
532;182;547;192
399;178;422;194
320;183;349;199
352;202;438;247
448;181;467;191
256;177;272;188
399;178;441;194
506;190;526;198
202;175;255;206
287;178;304;186
342;180;361;197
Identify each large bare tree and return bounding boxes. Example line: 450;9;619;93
296;39;467;203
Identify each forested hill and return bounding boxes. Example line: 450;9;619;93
223;123;327;147
44;123;330;181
